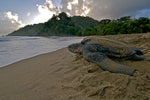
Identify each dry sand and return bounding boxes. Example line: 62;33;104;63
0;33;150;100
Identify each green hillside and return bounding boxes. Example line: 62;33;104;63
8;12;150;36
9;12;98;36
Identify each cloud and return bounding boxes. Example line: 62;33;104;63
36;0;150;21
0;11;24;34
32;0;91;24
88;0;150;19
4;11;24;27
44;0;60;14
60;0;150;20
61;0;91;16
32;0;60;24
27;12;31;17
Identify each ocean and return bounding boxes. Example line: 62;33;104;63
0;36;83;67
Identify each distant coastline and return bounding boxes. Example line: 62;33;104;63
8;12;150;36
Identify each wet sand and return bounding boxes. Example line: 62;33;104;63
0;33;150;100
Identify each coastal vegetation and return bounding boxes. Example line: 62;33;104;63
9;12;150;36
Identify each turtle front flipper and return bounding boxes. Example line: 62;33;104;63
127;48;150;61
83;44;136;76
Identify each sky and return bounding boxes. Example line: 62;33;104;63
0;0;150;35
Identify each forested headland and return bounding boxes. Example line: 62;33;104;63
9;12;150;36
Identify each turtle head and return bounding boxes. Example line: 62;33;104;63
68;43;83;54
68;38;91;54
81;38;91;45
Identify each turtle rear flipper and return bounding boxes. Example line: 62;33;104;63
98;56;136;76
83;45;136;76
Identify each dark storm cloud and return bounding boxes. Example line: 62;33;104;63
61;0;150;20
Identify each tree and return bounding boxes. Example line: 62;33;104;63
58;12;70;20
138;17;150;25
99;19;111;25
118;16;131;22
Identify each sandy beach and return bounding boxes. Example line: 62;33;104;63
0;33;150;100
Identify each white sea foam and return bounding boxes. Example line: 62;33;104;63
0;36;83;67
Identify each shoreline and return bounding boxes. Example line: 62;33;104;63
0;48;65;68
0;36;83;68
0;33;150;99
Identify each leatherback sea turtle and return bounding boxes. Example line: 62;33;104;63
68;36;148;76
